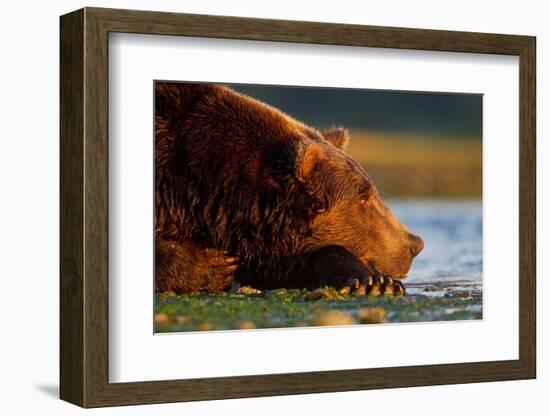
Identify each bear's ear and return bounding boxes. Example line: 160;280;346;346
323;127;350;150
296;141;321;183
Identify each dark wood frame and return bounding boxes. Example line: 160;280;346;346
60;7;536;408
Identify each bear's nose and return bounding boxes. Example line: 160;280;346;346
408;233;424;257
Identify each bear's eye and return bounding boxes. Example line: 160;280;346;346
359;194;370;205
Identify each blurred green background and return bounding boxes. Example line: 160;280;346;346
228;84;482;198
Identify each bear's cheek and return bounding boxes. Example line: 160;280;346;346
309;205;372;250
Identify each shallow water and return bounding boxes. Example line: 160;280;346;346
388;199;482;297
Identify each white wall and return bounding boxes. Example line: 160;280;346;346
0;1;545;414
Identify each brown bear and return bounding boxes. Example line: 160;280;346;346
154;82;424;295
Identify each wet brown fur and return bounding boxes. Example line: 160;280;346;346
155;82;423;293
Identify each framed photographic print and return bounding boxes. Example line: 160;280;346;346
60;7;536;408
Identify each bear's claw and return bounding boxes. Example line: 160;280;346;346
345;275;405;297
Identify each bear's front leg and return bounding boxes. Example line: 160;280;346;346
155;239;239;293
305;245;406;296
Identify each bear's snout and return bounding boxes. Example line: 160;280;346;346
407;233;424;257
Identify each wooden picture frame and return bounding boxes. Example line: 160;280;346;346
60;7;536;408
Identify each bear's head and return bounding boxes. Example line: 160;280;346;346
287;127;424;279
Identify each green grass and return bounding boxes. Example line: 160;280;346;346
154;288;483;333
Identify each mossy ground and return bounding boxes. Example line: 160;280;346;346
154;287;482;333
